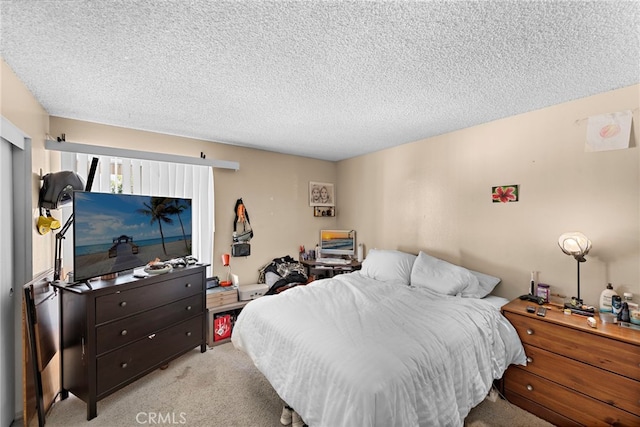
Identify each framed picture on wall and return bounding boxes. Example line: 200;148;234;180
492;184;519;203
309;181;335;206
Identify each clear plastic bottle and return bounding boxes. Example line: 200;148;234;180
599;283;617;313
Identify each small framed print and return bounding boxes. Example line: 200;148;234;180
314;206;335;217
492;185;519;203
309;181;335;206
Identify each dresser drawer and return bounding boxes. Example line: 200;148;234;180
96;316;202;396
96;273;202;324
505;391;581;427
504;312;640;381
96;293;203;355
206;288;238;308
521;343;640;415
505;367;640;426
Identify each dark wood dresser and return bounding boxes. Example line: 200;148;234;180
53;265;207;420
501;299;640;426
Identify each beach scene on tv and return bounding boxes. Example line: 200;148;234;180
73;192;192;281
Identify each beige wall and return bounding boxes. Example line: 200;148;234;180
1;59;53;274
337;85;640;306
48;118;337;282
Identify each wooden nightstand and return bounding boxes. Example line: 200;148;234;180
501;299;640;426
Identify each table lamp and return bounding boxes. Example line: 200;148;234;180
220;253;232;286
558;231;593;315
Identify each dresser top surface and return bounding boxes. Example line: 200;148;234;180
51;264;207;295
502;298;640;346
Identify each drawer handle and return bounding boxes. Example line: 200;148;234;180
119;301;127;307
186;305;192;311
185;283;192;288
120;330;128;336
526;357;533;364
121;362;128;369
526;384;533;392
148;334;156;339
526;329;534;335
186;331;192;337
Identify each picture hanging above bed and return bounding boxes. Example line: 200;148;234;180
309;181;334;206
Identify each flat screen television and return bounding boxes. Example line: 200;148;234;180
319;229;356;257
73;191;192;282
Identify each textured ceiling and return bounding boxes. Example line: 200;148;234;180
1;1;638;161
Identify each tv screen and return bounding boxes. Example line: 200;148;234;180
73;192;192;282
319;229;356;256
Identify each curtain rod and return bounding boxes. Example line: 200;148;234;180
45;139;239;171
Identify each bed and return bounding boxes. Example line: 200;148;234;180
232;249;526;427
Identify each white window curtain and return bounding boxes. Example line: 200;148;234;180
61;152;214;277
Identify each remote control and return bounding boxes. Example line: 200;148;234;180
536;307;547;317
526;305;536;313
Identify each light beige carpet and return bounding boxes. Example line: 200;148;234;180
43;343;554;426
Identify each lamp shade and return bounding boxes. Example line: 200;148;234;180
38;171;85;210
221;253;230;267
558;232;591;261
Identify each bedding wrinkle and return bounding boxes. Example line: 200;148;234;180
232;273;524;427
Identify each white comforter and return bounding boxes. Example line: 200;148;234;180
232;272;525;427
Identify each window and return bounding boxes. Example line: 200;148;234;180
61;152;214;277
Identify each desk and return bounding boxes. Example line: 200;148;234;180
299;258;361;279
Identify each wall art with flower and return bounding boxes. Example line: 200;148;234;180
492;185;519;203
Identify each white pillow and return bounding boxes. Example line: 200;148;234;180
410;251;481;297
468;269;501;298
360;249;417;285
